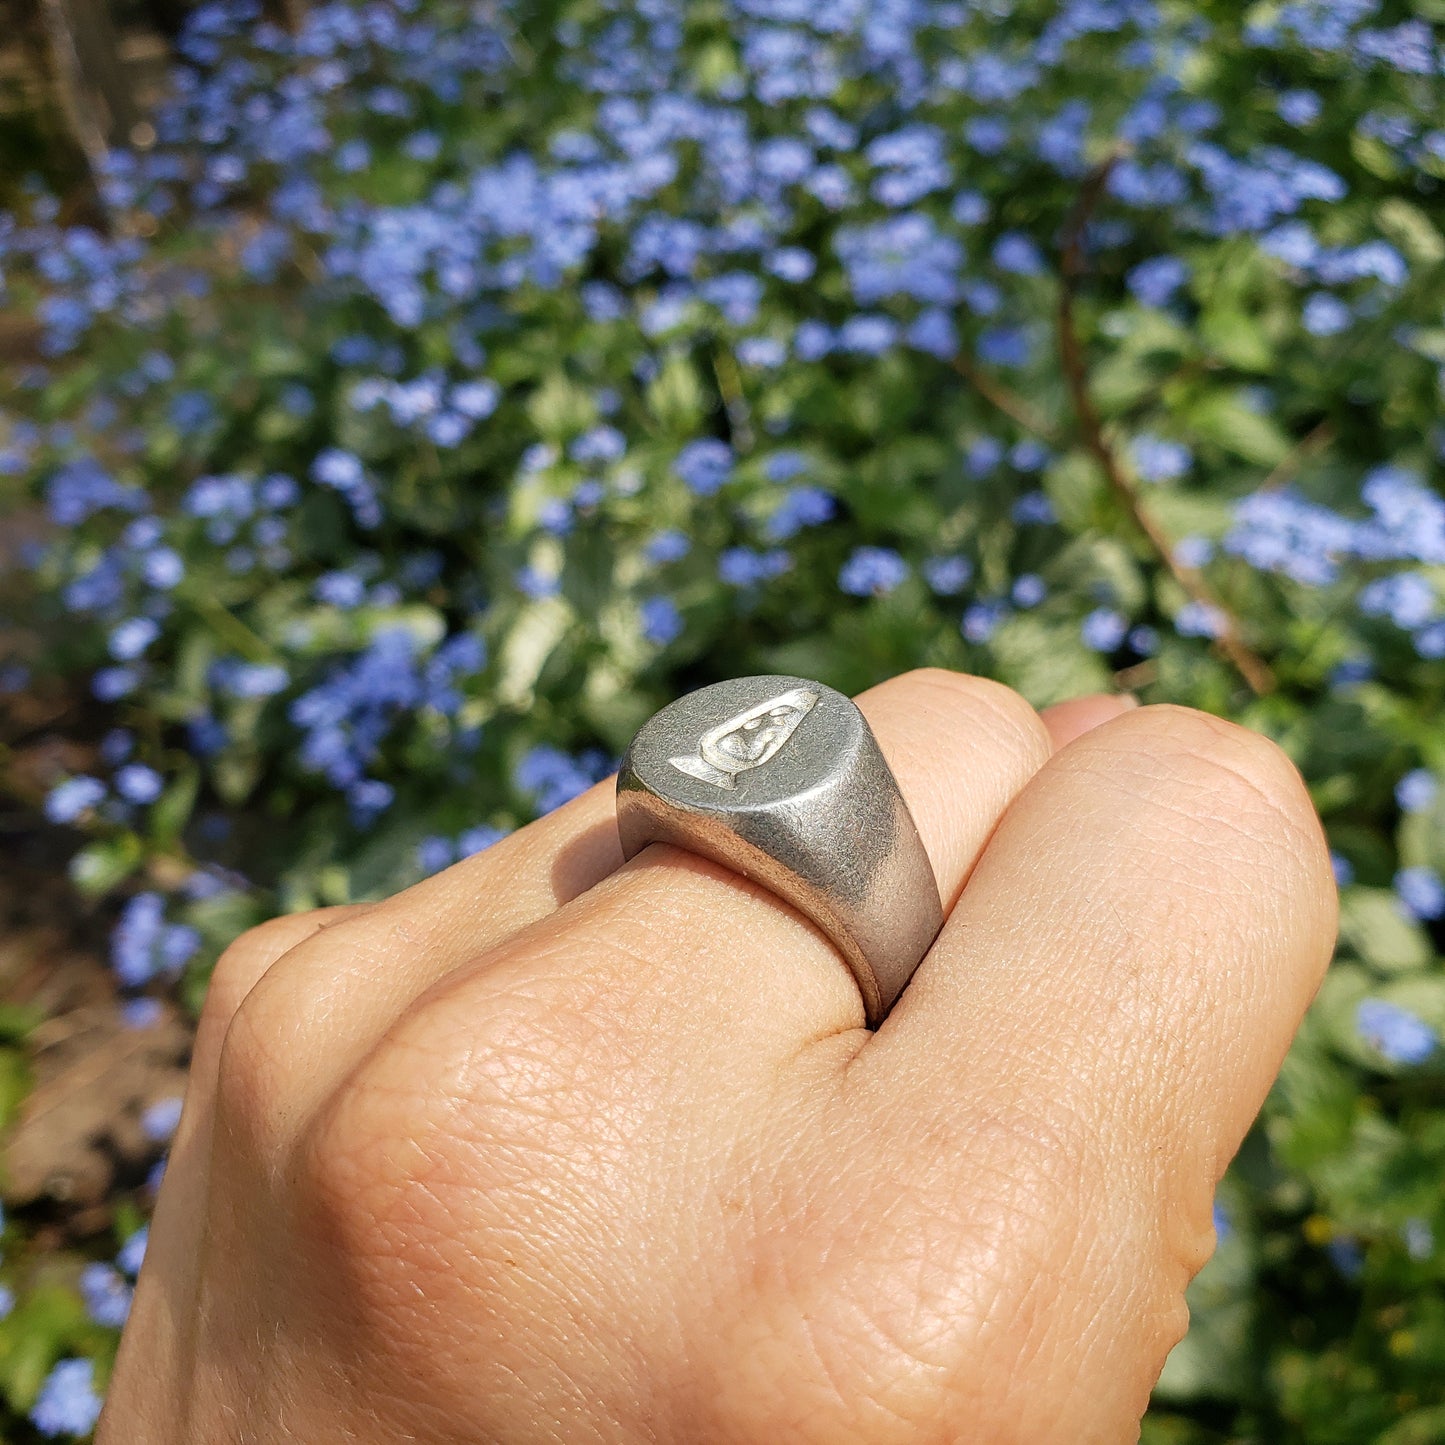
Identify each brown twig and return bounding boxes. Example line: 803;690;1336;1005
949;352;1057;442
1260;418;1336;492
1057;153;1275;697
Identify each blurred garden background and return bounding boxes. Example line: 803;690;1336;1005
1;0;1444;1437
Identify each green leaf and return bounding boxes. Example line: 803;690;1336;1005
1377;200;1445;267
68;835;144;898
148;765;200;849
1337;889;1433;973
1200;307;1275;373
1379;1407;1445;1445
990;613;1112;706
1186;391;1292;467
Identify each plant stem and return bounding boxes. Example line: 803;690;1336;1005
1057;152;1276;697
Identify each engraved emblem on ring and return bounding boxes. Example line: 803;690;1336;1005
668;687;819;790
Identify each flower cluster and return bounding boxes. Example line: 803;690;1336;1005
4;0;1445;1436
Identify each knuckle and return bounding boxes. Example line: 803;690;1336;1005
293;977;597;1265
884;668;1052;765
201;907;359;1036
1096;704;1320;841
202;916;308;1030
212;971;299;1162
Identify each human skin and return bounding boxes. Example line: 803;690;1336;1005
99;669;1338;1444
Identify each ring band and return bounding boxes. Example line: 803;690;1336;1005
616;674;943;1026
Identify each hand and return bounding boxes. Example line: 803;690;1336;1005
100;671;1336;1444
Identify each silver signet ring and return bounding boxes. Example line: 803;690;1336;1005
616;674;943;1027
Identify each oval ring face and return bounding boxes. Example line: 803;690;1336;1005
617;674;943;1026
670;687;819;789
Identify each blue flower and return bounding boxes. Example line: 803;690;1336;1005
1396;769;1438;814
1357;998;1437;1064
1360;467;1445;564
962;599;1008;642
865;125;949;206
951;191;989;226
992;232;1045;276
537;498;573;536
765;247;816;283
978;326;1030;368
1355;20;1437;74
765;486;835;542
1013;490;1056;524
1131;435;1192;483
143;545;183;590
1081;608;1129;652
737;336;786;368
1303;293;1351;336
348;779;395;819
46;458;141;525
571;425;626;465
335;138;371;174
1277;90;1322;126
640;595;683;645
80;1261;134;1328
718;546;790;587
451;379;500;420
838;315;898;355
115;763;164;805
458;824;506;856
763;451;809;483
645;530;690;565
1360;573;1435;629
1212;1199;1232;1243
1175;536;1215;569
1223;489;1355;586
794;320;835;360
311;447;379;527
516;745;609;814
116;1225;148;1278
1129;625;1160;655
212;660;289;698
31;1359;103;1437
93;667;139;701
906;309;957;358
1396;866;1445;921
416;836;456;873
315;571;367;608
1403;1217;1434;1261
839;546;907;597
45;776;105;823
965;116;1010;154
923;556;972;595
1176;600;1227;638
121;997;164;1030
516;562;560;599
141;1094;184;1142
1011;574;1046;607
111;892;201;987
100;734;132;768
674;438;734;495
835;214;962;305
1325;1234;1364;1279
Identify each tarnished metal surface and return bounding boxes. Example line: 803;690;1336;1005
617;675;942;1026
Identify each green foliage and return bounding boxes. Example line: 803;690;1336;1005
3;0;1445;1437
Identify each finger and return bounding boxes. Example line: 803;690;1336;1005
1037;691;1137;749
120;905;371;1396
223;670;1054;1152
849;706;1336;1442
